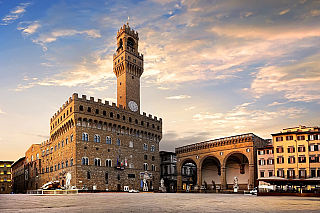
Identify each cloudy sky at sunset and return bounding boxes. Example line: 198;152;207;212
1;0;320;161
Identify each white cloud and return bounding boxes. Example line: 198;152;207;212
157;86;170;90
165;95;191;100
193;103;307;133
0;109;6;114
17;21;40;35
1;3;30;25
185;106;195;110
278;9;290;15
250;53;320;103
268;101;288;106
33;29;101;45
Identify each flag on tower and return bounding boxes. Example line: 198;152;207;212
125;157;127;166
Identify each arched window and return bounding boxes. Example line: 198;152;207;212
36;153;39;160
143;163;148;171
82;133;88;141
31;155;34;161
50;147;53;153
143;143;148;150
70;134;73;142
110;112;113;118
95;109;99;114
58;163;60;170
151;145;155;152
87;171;91;179
55;145;57;151
61;162;64;169
151;164;155;171
79;105;83;111
46;148;49;154
106;159;112;167
66;137;68;145
54;164;57;171
61;140;64;147
82;157;89;165
94;158;101;166
106;136;112;144
66;160;68;167
129;163;133;168
94;135;100;143
129;141;133;148
117;139;121;146
87;107;91;112
70;159;73;166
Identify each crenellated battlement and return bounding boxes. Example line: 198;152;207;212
117;24;139;40
73;93;162;123
50;96;73;123
51;93;162;124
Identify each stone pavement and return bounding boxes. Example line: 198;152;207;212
1;193;320;212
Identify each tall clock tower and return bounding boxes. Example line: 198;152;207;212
113;23;144;114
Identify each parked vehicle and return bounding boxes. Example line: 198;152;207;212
250;187;258;195
128;189;139;193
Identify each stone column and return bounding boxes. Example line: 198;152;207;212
197;168;202;187
221;166;226;190
177;170;183;192
248;163;255;190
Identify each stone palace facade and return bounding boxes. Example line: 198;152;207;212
13;23;162;192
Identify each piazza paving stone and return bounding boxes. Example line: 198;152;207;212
0;193;320;212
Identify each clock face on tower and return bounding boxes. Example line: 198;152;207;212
128;101;138;112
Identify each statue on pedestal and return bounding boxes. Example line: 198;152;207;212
65;172;72;189
143;172;149;191
159;178;166;192
233;176;238;192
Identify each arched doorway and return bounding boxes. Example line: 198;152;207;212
225;153;249;189
201;156;221;189
181;160;197;190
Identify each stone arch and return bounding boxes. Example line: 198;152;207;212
200;155;222;185
179;158;198;190
223;151;250;189
222;151;251;167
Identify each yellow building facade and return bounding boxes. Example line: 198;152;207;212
0;161;14;193
273;125;320;179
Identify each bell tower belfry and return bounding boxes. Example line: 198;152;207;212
113;23;144;113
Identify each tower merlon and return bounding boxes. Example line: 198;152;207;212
73;93;78;99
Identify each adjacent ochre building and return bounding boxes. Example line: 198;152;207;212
273;125;320;179
14;23;162;191
0;161;14;193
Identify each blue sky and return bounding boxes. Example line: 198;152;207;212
1;0;320;161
